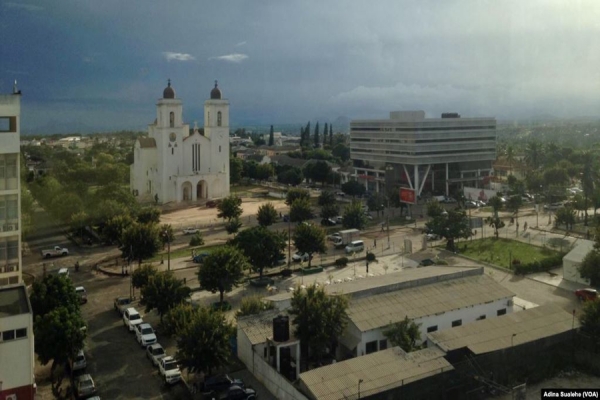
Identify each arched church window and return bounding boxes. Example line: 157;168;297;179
217;111;222;127
170;112;174;128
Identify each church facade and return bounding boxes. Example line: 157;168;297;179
130;81;230;204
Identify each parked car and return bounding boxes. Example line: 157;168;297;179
193;252;210;264
70;349;87;372
320;218;336;226
206;200;220;208
345;240;365;254
146;343;167;367
419;258;436;267
74;373;96;399
75;286;88;304
282;214;290;223
183;227;200;235
202;375;245;394
292;252;312;262
159;356;182;385
57;268;70;278
334;216;343;224
327;233;342;242
544;202;563;211
336;192;345;197
114;296;132;315
123;308;144;332
135;323;157;347
575;288;598;302
426;233;440;241
222;386;257;400
363;213;373;220
465;201;478;209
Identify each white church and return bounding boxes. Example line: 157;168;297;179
130;80;230;204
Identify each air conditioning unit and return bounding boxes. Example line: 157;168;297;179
6;394;17;400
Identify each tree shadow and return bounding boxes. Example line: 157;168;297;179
546;237;571;252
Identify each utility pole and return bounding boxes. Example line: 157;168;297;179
287;217;291;269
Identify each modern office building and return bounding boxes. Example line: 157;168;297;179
350;111;496;197
0;86;22;287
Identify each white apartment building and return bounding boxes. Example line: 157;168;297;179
0;284;36;400
350;111;496;197
0;88;22;287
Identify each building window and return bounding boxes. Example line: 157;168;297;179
365;340;378;354
193;144;201;172
172;148;174;155
0;154;18;190
219;145;221;153
169;112;174;128
452;319;462;327
379;339;387;351
427;325;438;333
217;111;222;126
16;328;26;338
497;308;507;316
477;315;486;321
2;329;15;341
0;117;16;132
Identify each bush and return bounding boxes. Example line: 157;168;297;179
513;253;565;275
236;295;274;318
335;257;348;267
189;232;204;247
366;252;376;262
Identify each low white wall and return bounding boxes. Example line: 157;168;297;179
563;259;590;286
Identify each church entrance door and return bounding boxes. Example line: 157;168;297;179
197;181;207;199
182;181;192;201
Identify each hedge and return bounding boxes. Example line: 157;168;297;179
513;253;565;275
335;257;348;268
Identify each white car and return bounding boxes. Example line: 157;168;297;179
58;268;70;278
159;356;182;385
123;307;144;332
334;216;343;224
292;252;312;262
135;323;157;347
70;349;87;371
183;227;200;235
146;343;166;367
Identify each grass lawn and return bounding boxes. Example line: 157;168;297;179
149;244;223;262
459;238;560;270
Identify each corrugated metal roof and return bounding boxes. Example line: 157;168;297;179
237;310;294;345
348;274;514;332
428;304;579;355
299;347;452;400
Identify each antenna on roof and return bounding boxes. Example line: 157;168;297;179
13;80;21;95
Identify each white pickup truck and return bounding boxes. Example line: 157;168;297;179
41;246;69;259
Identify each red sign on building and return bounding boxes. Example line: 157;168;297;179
399;188;416;204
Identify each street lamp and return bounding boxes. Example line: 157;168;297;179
385;165;394;249
162;230;171;271
511;333;517;347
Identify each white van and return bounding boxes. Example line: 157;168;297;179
345;240;365;254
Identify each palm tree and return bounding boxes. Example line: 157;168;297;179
524;141;544;170
581;151;597;226
505;145;515;176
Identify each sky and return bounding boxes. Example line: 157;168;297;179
1;0;600;133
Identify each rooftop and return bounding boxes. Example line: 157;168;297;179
564;240;595;263
265;266;481;304
0;285;31;318
348;274;514;332
428;304;579;355
237;309;295;345
299;347;452;400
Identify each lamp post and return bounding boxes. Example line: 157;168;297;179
162;229;171;271
358;379;364;399
511;333;517;347
287;216;291;269
385;165;394;249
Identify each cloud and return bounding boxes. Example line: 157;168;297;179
4;2;44;11
235;41;247;47
210;53;248;63
162;52;195;62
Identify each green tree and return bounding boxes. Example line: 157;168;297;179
289;284;349;366
290;198;314;223
341;180;366;198
30;274;81;318
137;207;161;225
506;195;523;236
581;151;596;226
141;271;191;323
121;223;162;265
286;188;310;206
524;140;544;170
230;226;286;278
314;121;320;147
101;214;134;245
277;167;304;186
293;223;326;267
198;246;249;305
225;217;243;235
323;123;328;146
579;296;600;345
189;231;205;246
269;125;274;146
159;223;175;248
329;125;333;146
425;209;472;250
318;191;336;207
34;307;87;387
331;143;351;162
367;193;386;217
176;306;234;376
342;200;367;230
162;303;197;337
383;316;422;352
555;206;576;231
230;157;243;185
426;200;444;218
304;161;332;186
131;264;158;289
256;202;279;227
255;163;274;181
217;195;243;222
320;203;339;220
